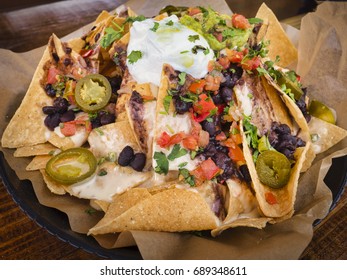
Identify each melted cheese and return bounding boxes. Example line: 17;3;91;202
69;162;151;201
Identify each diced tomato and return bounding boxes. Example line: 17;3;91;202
191;158;221;183
188;7;202;16
157;131;185;148
241;56;261;71
80;49;94;58
216;104;225;114
216;132;227;141
189;79;206;94
225;49;244;64
232;14;251;29
205;75;222;91
217;56;230;70
182;136;198;150
230;122;242;145
228;144;245;163
60;122;76;137
265;192;278;205
193;93;216;115
47;67;61;84
191;111;210;123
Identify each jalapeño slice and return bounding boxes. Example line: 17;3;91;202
45;147;97;184
75;74;112;113
255;150;291;189
277;72;303;101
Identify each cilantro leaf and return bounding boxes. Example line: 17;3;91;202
191;45;207;54
125;15;146;23
188;35;200;42
100;21;124;48
163;95;172;114
127;50;142;64
167;144;188;161
150;22;160;32
243;116;258;150
248;17;263;24
166;20;174;26
178;72;186;85
154;152;169;175
179;168;195;186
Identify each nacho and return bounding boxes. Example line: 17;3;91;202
1;4;346;244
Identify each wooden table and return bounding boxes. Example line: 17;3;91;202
0;0;346;260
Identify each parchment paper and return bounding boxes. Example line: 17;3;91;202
0;1;346;259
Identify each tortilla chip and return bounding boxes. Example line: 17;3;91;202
1;45;53;148
88;121;140;158
14;143;58;157
26;155;52;171
88;187;219;235
90;199;110;212
308;116;347;154
40;169;67;195
256;3;298;67
90;188;152;232
243;132;311;217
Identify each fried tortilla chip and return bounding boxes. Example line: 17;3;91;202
14;143;58;157
40;169;67;195
308;116;347;154
88;121;140;158
256;3;298;67
26;155;52;171
1;46;53;148
88;187;220;235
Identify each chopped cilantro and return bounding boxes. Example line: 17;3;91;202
154;152;169;175
179;168;195;186
162;95;172;114
125;15;146;23
167;144;188;161
166;20;174;26
100;21;124;48
178;72;187;85
191;45;207;54
188;34;200;42
127;50;142;64
85;208;97;215
243;116;258;150
248;17;263;24
150;22;160;32
180;50;189;54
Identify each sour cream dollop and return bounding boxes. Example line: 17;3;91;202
126;15;215;86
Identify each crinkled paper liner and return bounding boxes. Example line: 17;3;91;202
0;1;346;259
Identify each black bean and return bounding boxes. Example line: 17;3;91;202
44;113;61;131
130;153;146;172
100;113;115;126
107;76;122;94
45;84;56;97
53;97;69;113
42;106;57;115
118;146;135;166
52;52;59;62
201;119;217;136
95;33;101;42
64;47;72;54
220;86;233;103
174;96;192;114
60;110;75;122
239;164;251;182
211;92;224;105
63;58;71;66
